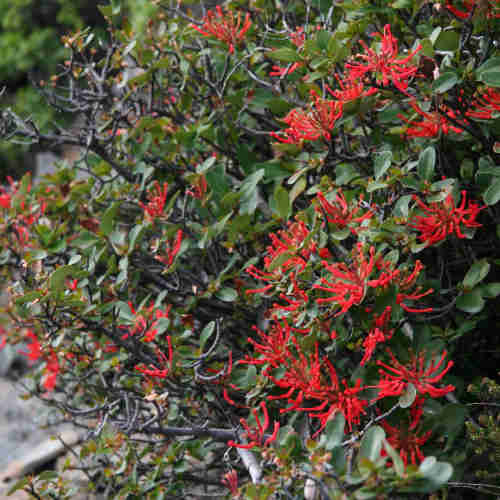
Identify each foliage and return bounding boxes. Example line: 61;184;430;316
1;0;500;498
0;0;157;180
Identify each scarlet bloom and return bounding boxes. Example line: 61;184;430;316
380;398;432;465
375;349;455;399
20;330;42;362
221;469;239;497
466;87;500;120
269;27;305;77
271;90;343;144
314;244;391;316
399;100;466;138
140;181;169;222
445;0;500;19
246;220;316;294
228;401;280;449
360;306;393;366
316;190;374;233
43;350;60;391
191;6;251;54
155;229;183;268
345;24;421;95
327;77;378;103
409;191;484;246
135;339;173;379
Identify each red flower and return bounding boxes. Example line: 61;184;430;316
221;469;239;497
186;175;208;201
269;62;302;77
135;339;173;379
190;6;251;54
316;190;374;233
271;91;342;144
228;401;280;449
43;350;60;391
395;260;433;313
139;181;169;222
360;306;393;366
466;87;500;120
375;349;455;399
409;191;484;246
246;220;316;294
380;398;431;466
155;229;183;268
327;77;378;103
314;243;381;316
445;0;500;19
20;330;42;362
398;100;466;138
345;24;421;95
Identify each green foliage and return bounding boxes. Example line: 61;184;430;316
0;0;499;498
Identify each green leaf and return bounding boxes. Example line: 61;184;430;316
200;321;215;350
417;458;453;492
366;180;388;192
434;30;459;51
239;169;265;215
479;70;500;87
393;195;412;218
49;265;77;292
417;146;436;181
399;383;417;408
374;150;392;180
431;72;459;93
7;477;30;495
383;440;405;477
215;287;238;302
358;426;385;464
483;177;500;205
268;47;301;62
476;57;500;75
323;413;345;450
274;184;290;220
336;163;359;185
481;282;500;298
101;202;120;236
456;289;485;314
463;259;490;289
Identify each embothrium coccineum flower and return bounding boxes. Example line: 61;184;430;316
316;190;374;234
445;0;500;19
375;349;455;399
271;90;343;144
398;100;466;138
345;24;421;95
409;191;484;246
140;181;169;222
227;401;280;449
191;6;251;54
380;398;432;465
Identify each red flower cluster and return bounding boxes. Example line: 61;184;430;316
140;181;169;222
380;398;432;465
345;24;421;95
135;339;173;379
221;469;239;497
271;90;343;143
246;220;316;294
120;302;171;342
445;0;500;19
399;101;466;138
361;306;393;366
409;191;484;246
375;349;455;399
155;229;183;268
228;401;280;449
465;87;500;120
316;190;374;234
191;6;251;54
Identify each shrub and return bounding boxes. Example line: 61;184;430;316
1;0;500;498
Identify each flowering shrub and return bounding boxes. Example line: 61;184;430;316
1;0;500;498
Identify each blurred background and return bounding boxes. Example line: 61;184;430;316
0;0;159;182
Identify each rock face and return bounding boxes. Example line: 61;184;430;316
0;377;103;499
